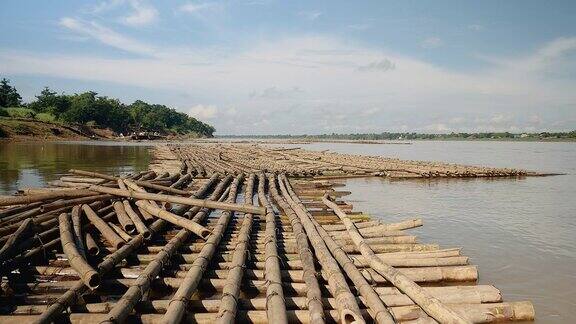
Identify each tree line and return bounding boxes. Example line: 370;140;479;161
0;78;215;137
223;131;576;140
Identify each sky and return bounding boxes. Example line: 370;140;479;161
1;1;576;135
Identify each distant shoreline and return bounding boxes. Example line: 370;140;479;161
213;137;576;143
216;133;576;143
2;118;574;143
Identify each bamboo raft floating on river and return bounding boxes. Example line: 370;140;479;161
0;144;538;323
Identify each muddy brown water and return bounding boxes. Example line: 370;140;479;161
0;140;574;323
0;141;150;194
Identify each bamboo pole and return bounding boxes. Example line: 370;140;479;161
122;201;150;239
101;176;230;324
138;204;155;223
112;201;136;234
9;279;502;306
276;175;365;324
216;173;255;323
278;181;394;324
135;200;211;240
71;205;86;258
267;173;325;324
1;301;537;324
59;176;107;184
162;174;244;324
133;180;192;196
33;218;166;324
0;202;43;219
323;219;423;232
87;184;265;215
85;232;100;256
81;204;125;249
139;249;464;265
58;213;100;290
69;169;119;181
170;173;192;189
0;190;99;207
0;218;33;262
321;192;471;324
257;172;288;324
2;203;117;274
117;179;128;191
108;222;132;241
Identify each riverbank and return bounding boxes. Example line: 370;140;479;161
0;117;114;141
0;118;209;142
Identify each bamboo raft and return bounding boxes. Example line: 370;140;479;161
155;143;543;179
0;145;537;323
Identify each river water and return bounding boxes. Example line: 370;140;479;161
0;140;574;323
0;141;150;194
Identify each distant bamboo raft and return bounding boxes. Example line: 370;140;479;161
152;143;546;179
0;145;536;323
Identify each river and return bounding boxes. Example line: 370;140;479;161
0;140;574;323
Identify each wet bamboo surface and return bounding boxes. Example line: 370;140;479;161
0;145;536;323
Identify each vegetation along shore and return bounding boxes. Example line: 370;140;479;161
0;78;214;141
221;131;576;142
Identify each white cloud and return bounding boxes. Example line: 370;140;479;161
87;0;158;27
424;123;450;132
179;2;222;14
477;37;576;74
421;37;443;49
2;34;576;134
89;0;125;14
250;86;304;99
490;113;512;125
298;10;322;21
122;0;158;26
189;105;218;119
448;117;466;124
177;1;227;26
59;17;154;55
528;114;542;125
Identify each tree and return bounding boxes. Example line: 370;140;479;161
28;87;71;117
1;80;216;137
0;78;22;107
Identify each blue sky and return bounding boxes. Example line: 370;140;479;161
1;0;575;134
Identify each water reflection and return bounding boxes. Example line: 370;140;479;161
0;141;151;194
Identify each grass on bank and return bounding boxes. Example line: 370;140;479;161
2;107;56;122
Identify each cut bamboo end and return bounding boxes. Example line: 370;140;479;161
85;232;100;256
341;309;364;324
86;272;101;290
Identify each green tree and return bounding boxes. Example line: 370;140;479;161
28;87;71;117
0;78;22;107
